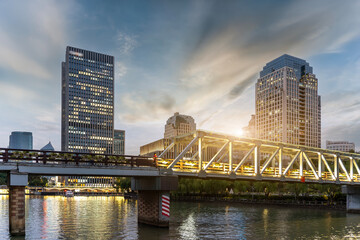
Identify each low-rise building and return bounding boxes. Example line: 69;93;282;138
164;112;196;139
326;141;355;152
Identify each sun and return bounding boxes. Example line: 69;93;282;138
235;129;244;137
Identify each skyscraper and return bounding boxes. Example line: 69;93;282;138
164;112;196;139
9;131;33;150
61;46;114;187
255;54;321;148
61;46;114;154
114;130;125;155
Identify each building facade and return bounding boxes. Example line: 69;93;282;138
40;142;55;151
255;54;321;148
326;141;355;152
9;131;33;150
61;46;115;187
243;114;255;138
114;130;125;155
61;46;114;154
164;112;196;139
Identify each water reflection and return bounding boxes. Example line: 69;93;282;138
0;196;359;239
179;213;197;239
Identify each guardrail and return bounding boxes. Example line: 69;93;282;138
0;148;155;167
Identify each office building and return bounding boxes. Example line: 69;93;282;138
326;141;355;152
164;112;196;139
61;46;114;154
9;131;33;150
140;113;222;160
61;46;114;187
114;130;125;155
255;54;321;147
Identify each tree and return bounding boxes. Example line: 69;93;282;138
114;177;131;192
28;176;48;187
313;184;341;204
0;173;7;185
233;181;251;194
285;183;308;199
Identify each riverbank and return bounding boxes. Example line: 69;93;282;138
172;194;346;210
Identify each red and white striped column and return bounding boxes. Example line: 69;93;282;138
161;195;170;217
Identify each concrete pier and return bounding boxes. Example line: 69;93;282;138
344;185;360;213
132;176;178;227
8;172;28;236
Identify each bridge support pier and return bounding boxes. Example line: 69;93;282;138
8;172;28;236
132;176;178;227
343;185;360;213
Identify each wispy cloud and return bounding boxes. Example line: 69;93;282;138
120;0;360;130
116;61;128;79
117;32;137;55
119;91;176;123
0;0;70;79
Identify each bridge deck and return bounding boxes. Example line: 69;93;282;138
2;129;360;185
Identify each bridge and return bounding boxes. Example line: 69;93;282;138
156;130;360;184
1;130;360;235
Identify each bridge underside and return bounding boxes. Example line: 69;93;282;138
157;130;360;185
0;163;159;177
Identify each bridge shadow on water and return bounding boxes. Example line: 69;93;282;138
138;223;170;240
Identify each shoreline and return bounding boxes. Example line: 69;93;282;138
172;195;346;211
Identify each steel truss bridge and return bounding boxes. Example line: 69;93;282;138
156;130;360;185
0;130;360;185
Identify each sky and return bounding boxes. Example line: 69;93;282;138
1;0;360;154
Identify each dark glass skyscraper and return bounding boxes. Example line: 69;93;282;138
61;46;114;154
9;131;33;150
114;130;125;155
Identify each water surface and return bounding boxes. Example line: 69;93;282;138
0;195;359;239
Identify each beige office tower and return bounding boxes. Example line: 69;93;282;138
255;54;321;148
164;112;196;138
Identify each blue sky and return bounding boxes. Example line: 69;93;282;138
1;0;360;154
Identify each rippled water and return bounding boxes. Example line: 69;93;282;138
0;195;359;239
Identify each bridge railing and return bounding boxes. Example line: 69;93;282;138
0;148;155;168
153;130;360;184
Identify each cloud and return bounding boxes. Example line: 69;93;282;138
228;74;257;100
119;91;176;123
0;0;70;79
117;32;137;55
119;0;360;132
0;30;52;79
0;82;39;106
116;61;128;79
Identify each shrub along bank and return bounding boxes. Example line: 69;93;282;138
172;178;346;205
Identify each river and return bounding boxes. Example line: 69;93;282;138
0;195;359;239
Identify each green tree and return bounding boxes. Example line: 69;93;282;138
114;177;131;192
314;184;341;204
0;173;7;185
285;183;308;199
233;180;251;194
28;176;48;187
